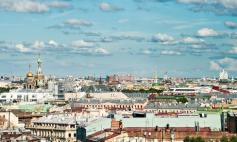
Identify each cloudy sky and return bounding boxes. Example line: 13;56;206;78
0;0;237;77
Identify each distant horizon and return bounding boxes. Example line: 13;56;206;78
1;0;237;77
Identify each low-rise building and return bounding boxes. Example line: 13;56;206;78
71;99;148;111
64;92;86;101
0;129;40;142
0;111;24;129
85;119;233;142
0;89;55;103
144;102;199;114
26;113;102;142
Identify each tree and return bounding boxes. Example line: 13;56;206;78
176;97;188;103
183;136;205;142
195;136;205;142
230;136;237;142
184;136;191;142
220;136;229;142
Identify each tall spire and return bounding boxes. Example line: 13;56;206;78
26;63;33;77
37;53;43;75
28;64;31;72
37;53;42;64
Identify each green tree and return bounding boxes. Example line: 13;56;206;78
184;136;191;142
183;136;205;142
195;136;205;142
176;97;188;103
230;136;237;142
220;136;229;142
190;137;196;142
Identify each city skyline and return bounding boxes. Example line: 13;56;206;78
0;0;237;77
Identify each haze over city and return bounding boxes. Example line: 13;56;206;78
1;0;237;77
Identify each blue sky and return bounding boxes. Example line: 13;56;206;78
0;0;237;78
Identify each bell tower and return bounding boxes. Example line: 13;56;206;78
37;54;43;75
34;54;45;88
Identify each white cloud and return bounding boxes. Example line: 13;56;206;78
47;1;71;9
33;41;45;49
177;0;211;4
218;58;237;71
75;47;110;56
177;0;237;15
112;31;146;41
197;28;218;37
229;47;237;54
72;40;94;48
225;21;237;29
182;37;204;44
48;40;58;47
209;61;221;70
160;50;181;55
210;58;237;71
64;19;92;27
143;50;152;55
99;2;122;11
101;37;113;42
219;0;237;9
94;48;110;55
0;0;49;13
152;33;175;44
15;44;31;53
190;44;203;49
177;0;237;9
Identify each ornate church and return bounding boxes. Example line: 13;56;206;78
24;55;45;89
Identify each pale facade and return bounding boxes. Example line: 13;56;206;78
27;115;78;142
0;111;24;129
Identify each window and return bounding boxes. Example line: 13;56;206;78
74;133;76;137
68;133;71;137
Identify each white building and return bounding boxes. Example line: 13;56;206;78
0;80;11;88
89;92;128;100
0;88;55;103
164;87;199;94
27;113;102;142
219;69;228;80
64;92;86;101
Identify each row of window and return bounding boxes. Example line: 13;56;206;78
80;104;143;109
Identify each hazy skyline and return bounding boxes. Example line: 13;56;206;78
0;0;237;77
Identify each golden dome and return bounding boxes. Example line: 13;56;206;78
26;64;33;78
26;71;33;77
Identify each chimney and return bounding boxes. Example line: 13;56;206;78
195;121;200;132
166;124;170;130
111;119;123;130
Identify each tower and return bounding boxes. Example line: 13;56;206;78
25;64;34;89
34;54;45;88
37;54;43;75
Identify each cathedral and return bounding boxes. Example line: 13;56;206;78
24;55;45;89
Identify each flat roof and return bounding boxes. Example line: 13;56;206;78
85;113;221;135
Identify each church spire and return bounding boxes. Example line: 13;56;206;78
29;64;31;72
26;64;33;78
37;53;43;75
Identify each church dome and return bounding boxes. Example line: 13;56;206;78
26;71;33;77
